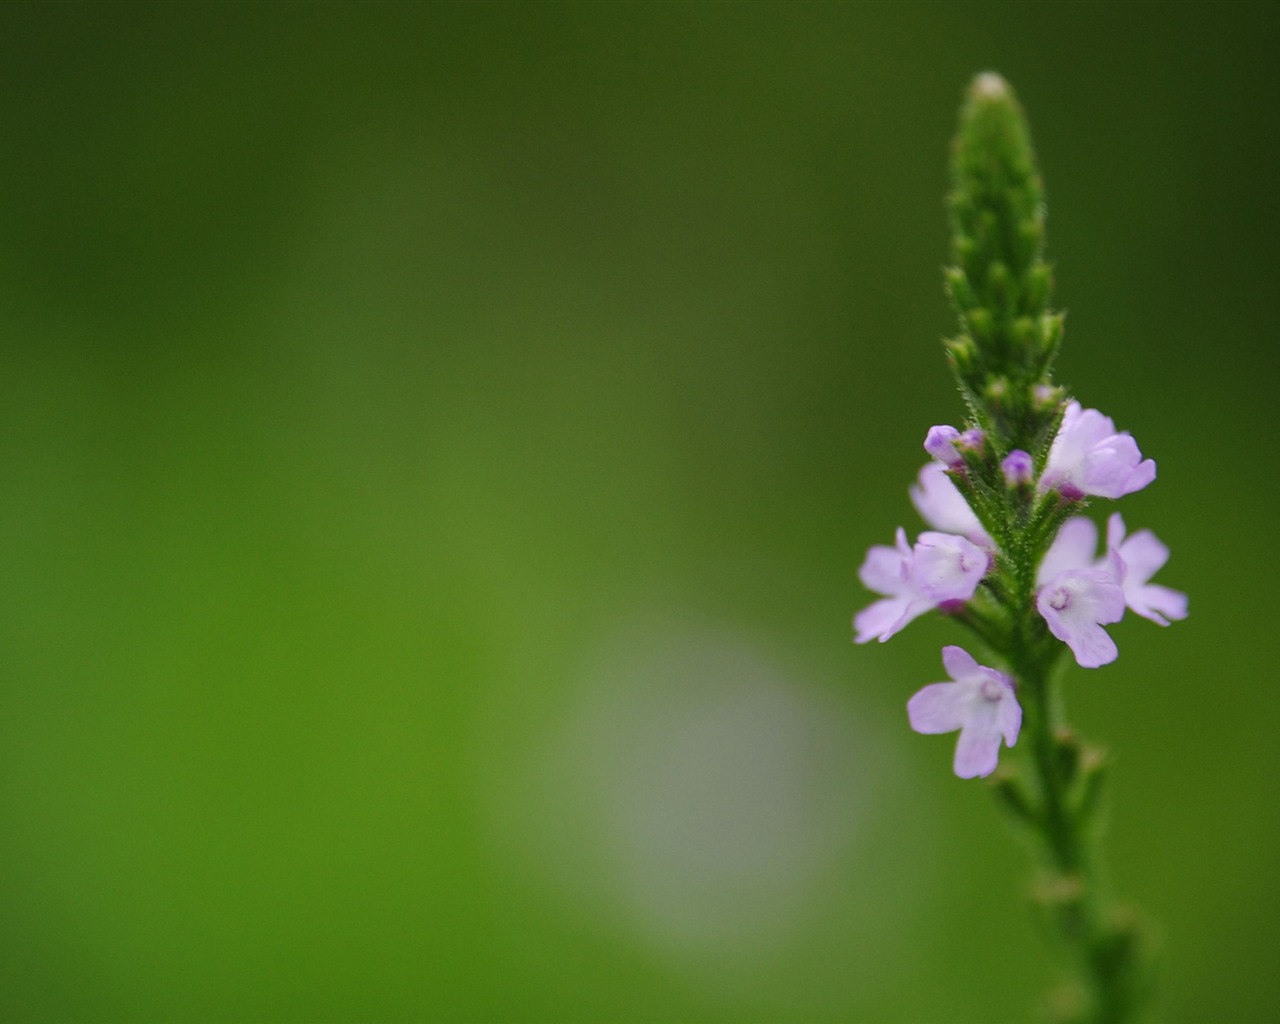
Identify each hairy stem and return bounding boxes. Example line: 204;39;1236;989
1005;633;1149;1023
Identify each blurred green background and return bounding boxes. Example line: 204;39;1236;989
1;2;1276;1021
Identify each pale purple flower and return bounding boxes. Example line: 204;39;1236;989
1036;516;1100;585
1037;514;1187;641
1036;569;1126;667
907;645;1021;779
1002;449;1033;486
854;529;989;644
913;531;990;600
1039;401;1156;500
909;463;993;547
1035;517;1125;666
855;528;932;644
1106;514;1189;626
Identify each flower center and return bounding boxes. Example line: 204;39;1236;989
1048;587;1070;611
980;679;1004;702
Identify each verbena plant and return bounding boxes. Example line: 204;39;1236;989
853;73;1186;1024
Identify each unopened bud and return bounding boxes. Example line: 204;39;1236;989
1002;449;1033;486
924;425;964;466
1033;383;1064;412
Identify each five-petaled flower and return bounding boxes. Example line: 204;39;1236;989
1036;567;1126;668
853;528;988;643
907;646;1022;778
1034;513;1187;666
1039;401;1156;500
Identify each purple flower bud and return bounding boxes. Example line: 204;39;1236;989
1001;449;1033;486
924;425;963;466
1033;384;1062;409
957;428;985;454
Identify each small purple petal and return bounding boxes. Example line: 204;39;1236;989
1106;513;1187;625
1064;622;1117;668
1105;512;1127;554
995;684;1022;747
854;593;936;643
854;597;910;644
858;542;910;596
909;463;991;545
1037;517;1099;586
1129;584;1188;626
907;682;969;734
953;714;1003;779
941;643;981;681
1077;436;1154;498
1110;515;1170;581
1121;457;1157;496
912;532;989;602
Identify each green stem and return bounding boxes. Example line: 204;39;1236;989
1008;631;1149;1024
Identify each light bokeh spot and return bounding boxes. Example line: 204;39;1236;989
485;620;904;986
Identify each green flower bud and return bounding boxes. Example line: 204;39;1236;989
946;72;1064;453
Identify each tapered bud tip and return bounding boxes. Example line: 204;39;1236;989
970;72;1010;101
1034;384;1065;412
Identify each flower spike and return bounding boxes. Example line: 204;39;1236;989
851;71;1179;1018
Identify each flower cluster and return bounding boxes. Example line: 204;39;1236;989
855;401;1186;777
1036;512;1188;668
